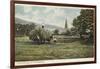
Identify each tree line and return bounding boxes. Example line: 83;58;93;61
15;23;36;36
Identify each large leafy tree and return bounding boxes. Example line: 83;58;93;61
73;9;94;42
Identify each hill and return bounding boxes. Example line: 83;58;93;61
15;17;65;32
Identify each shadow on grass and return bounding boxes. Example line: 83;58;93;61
79;39;93;46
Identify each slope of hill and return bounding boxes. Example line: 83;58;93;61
15;17;65;32
15;17;34;24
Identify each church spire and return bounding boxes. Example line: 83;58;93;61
65;17;68;29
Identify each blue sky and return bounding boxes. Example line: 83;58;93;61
15;4;81;28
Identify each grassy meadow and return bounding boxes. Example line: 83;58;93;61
15;36;94;61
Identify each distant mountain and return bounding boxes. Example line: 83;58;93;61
15;17;65;32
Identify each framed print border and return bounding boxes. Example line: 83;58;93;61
10;0;96;69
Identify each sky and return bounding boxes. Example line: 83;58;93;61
15;4;81;28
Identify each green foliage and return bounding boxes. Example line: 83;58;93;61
72;9;94;43
53;29;59;35
15;23;36;36
29;26;52;44
70;27;79;35
65;30;71;35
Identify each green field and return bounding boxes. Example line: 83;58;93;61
15;36;94;61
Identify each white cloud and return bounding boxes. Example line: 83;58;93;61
15;4;81;28
34;7;67;28
23;6;33;13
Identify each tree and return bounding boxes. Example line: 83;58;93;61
72;9;94;43
53;29;59;35
65;30;71;35
70;27;78;35
15;23;36;36
25;23;36;36
15;23;26;36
